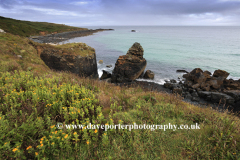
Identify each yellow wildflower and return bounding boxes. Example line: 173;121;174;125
0;117;1;120
73;132;77;135
12;148;18;152
26;146;32;150
51;142;55;145
64;134;68;138
94;129;98;133
86;141;89;145
40;144;43;147
35;152;38;156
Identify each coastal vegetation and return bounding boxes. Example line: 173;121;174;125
0;18;239;159
0;16;87;37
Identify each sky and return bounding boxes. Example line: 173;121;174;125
1;0;240;26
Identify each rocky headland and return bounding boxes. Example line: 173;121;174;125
30;29;114;44
30;42;99;78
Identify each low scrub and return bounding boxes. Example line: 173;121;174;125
0;70;239;159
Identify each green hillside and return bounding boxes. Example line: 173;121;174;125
0;16;87;37
0;18;239;159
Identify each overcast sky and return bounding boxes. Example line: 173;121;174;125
1;0;240;26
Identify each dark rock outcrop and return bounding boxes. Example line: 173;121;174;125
164;67;240;108
111;42;147;83
100;70;112;80
33;42;98;78
143;70;155;79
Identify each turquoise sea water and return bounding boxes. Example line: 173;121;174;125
63;26;240;84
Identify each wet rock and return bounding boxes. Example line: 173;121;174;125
100;70;112;80
106;65;112;68
164;82;173;89
176;69;188;73
170;79;177;83
143;70;155;79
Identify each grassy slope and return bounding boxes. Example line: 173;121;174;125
0;16;87;37
0;32;240;159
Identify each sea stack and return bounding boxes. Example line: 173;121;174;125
111;42;147;83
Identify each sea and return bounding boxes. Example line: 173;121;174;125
62;26;240;84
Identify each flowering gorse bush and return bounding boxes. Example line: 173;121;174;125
0;71;109;159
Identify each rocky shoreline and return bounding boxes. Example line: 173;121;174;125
29;28;114;44
99;42;240;114
29;29;240;114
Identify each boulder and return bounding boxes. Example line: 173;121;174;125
164;82;173;89
211;92;235;105
213;69;229;79
223;90;240;101
223;79;240;90
198;91;212;100
106;65;112;68
143;70;155;79
99;60;103;64
170;79;177;83
111;42;147;83
192;83;200;89
100;70;112;80
203;71;212;79
173;88;182;95
183;68;207;84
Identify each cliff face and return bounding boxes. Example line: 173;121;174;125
33;42;98;78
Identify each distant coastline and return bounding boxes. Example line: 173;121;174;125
29;28;114;44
